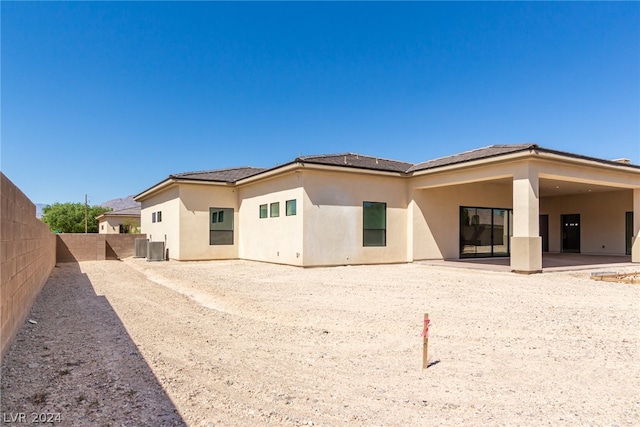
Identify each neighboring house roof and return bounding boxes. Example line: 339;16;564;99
135;144;639;200
96;206;141;220
295;153;414;173
171;167;267;182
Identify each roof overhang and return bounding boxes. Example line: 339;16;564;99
409;147;640;178
134;177;232;202
534;148;640;174
408;149;537;177
298;161;408;177
134;146;639;201
236;160;406;186
96;213;140;221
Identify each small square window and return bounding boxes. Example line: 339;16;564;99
259;204;268;218
286;199;297;216
270;202;280;218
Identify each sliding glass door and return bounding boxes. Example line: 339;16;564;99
460;207;512;258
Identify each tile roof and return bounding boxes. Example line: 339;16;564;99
137;144;638;199
96;206;141;220
407;144;537;173
103;207;141;216
530;146;640;170
296;153;413;173
171;167;267;182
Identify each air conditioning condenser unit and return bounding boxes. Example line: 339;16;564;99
147;241;165;262
134;238;148;258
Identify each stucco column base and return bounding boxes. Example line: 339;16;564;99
632;236;640;263
510;236;542;274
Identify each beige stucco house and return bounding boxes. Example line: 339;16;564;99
133;144;640;273
96;207;141;234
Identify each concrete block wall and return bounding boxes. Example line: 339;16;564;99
56;233;146;262
56;234;107;262
105;234;146;259
1;173;56;361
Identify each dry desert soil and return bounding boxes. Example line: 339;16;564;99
1;258;639;426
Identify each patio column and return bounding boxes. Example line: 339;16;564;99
510;165;542;273
633;188;640;263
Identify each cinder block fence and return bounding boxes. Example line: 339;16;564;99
56;233;146;262
1;173;147;361
1;173;56;361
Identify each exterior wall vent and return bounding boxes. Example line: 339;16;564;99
134;238;148;258
147;241;165;262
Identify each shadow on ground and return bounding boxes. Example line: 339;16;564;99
0;262;186;426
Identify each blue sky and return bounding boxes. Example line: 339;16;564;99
1;2;639;206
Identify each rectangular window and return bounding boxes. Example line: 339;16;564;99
363;202;386;246
157;211;162;222
270;202;280;218
286;199;297;216
460;206;512;258
152;212;156;223
259;204;268;219
210;207;234;245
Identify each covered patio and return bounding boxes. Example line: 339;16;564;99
408;145;640;274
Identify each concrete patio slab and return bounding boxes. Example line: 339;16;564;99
420;253;637;273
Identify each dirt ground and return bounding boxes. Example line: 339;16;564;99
1;258;639;426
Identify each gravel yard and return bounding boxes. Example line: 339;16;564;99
1;258;639;426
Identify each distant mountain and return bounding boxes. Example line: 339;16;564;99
100;195;141;211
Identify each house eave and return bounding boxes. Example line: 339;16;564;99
96;214;140;221
235;161;406;186
408;148;640;178
534;149;640;174
408;150;536;177
133;178;176;202
300;162;407;177
235;162;302;185
134;177;232;202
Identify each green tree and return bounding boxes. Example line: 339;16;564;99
42;203;112;233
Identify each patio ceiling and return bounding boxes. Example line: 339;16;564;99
538;177;627;197
448;177;627;198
